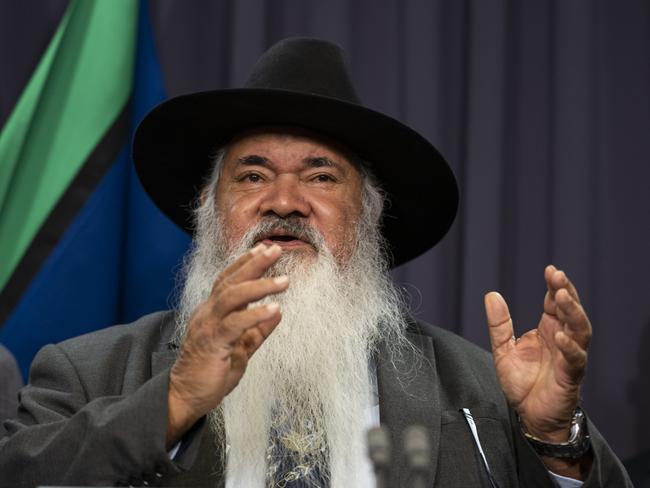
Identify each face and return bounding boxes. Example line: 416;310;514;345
214;128;365;261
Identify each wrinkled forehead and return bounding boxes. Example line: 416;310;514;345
221;125;365;173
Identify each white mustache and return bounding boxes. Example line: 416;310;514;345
244;217;324;250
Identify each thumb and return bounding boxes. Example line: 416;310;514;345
485;292;515;357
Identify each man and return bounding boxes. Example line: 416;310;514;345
0;38;631;487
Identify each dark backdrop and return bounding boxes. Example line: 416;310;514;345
1;0;648;462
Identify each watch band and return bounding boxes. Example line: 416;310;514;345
521;407;592;460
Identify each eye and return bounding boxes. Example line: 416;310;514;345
312;173;336;183
237;172;264;183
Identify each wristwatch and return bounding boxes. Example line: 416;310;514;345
522;407;592;460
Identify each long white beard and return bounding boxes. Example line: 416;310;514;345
174;193;410;487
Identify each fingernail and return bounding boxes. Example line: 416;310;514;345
266;303;280;313
484;293;501;315
251;243;266;255
274;276;289;285
264;244;281;257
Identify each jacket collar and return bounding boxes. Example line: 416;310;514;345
151;311;179;376
376;328;441;486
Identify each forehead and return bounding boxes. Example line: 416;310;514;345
223;127;360;171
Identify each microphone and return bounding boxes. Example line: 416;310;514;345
367;426;391;488
403;425;432;488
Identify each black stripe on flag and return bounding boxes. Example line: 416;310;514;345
0;101;132;326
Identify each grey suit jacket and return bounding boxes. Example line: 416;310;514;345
0;311;632;487
0;344;23;435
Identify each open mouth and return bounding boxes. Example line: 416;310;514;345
267;235;297;242
257;230;312;249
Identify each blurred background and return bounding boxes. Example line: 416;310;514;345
0;0;648;473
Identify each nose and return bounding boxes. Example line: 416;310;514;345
259;174;311;218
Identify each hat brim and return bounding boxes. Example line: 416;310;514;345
133;88;458;267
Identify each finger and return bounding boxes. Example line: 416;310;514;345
240;327;266;355
545;265;581;303
544;265;560;317
229;342;250;375
235;314;283;358
215;275;289;316
221;244;284;289
543;290;557;316
240;314;281;356
555;289;592;350
212;243;285;299
544;264;557;296
217;303;281;345
229;312;283;373
485;292;515;357
210;243;267;295
554;330;587;384
224;302;282;332
536;311;562;348
255;315;282;343
555;272;581;303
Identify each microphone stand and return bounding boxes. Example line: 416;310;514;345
367;426;391;488
404;425;432;488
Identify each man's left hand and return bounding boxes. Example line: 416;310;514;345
484;265;592;476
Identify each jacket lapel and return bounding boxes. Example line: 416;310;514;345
151;347;177;377
151;312;179;377
376;330;441;487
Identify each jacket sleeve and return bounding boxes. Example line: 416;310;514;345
0;344;23;431
511;408;634;487
0;343;199;487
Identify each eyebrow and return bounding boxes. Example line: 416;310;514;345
305;156;337;169
236;155;344;172
237;154;270;166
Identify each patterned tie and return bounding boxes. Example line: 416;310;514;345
265;414;330;487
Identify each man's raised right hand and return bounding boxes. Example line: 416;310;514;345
166;243;288;447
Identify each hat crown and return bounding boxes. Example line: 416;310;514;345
244;37;361;104
134;37;458;267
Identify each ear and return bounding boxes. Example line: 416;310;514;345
198;187;210;205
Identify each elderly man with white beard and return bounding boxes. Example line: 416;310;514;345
0;38;632;487
171;129;412;487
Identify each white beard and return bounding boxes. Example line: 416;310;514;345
174;191;410;487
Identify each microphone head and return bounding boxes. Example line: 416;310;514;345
367;426;391;468
403;425;432;471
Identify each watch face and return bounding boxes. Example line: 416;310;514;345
568;414;583;443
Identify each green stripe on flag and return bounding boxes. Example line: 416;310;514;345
0;0;138;293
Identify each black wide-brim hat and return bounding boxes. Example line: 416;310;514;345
133;37;458;267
